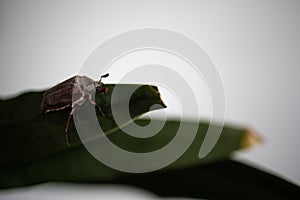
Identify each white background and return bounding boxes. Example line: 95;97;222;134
0;0;299;198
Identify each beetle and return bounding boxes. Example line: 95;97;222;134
41;73;109;146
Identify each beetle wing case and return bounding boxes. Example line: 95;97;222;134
41;76;81;113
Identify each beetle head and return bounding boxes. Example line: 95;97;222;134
96;73;109;94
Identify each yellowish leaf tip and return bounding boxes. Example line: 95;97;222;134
241;128;264;149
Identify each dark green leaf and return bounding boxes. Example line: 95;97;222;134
0;84;166;168
0;117;255;188
118;160;300;199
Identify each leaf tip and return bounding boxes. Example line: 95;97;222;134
150;85;167;108
241;128;264;149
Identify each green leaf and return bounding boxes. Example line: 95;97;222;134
118;160;300;199
0;84;166;169
0;118;255;188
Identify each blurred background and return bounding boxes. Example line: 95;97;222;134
0;0;299;198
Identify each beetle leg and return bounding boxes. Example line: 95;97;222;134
65;106;78;147
89;99;106;116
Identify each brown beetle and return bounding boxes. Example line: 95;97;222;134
41;73;109;146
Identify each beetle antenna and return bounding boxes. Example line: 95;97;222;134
100;73;109;81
